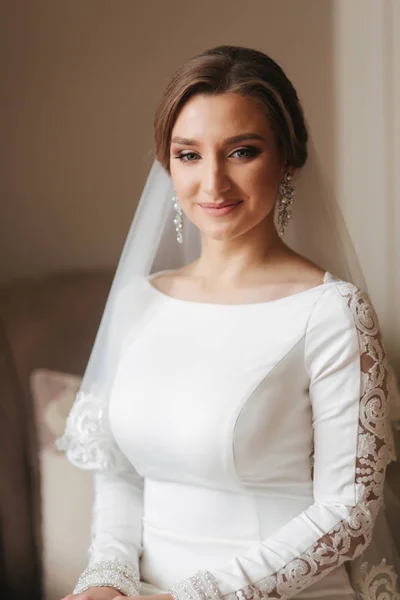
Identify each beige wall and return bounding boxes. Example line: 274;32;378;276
1;0;399;365
333;0;400;366
0;0;334;280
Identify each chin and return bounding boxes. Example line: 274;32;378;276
199;224;240;242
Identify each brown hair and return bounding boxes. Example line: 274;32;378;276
154;45;308;174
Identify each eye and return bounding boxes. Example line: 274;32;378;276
173;152;199;162
172;146;261;163
230;146;260;159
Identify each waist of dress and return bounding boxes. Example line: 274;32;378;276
139;478;354;596
143;477;313;543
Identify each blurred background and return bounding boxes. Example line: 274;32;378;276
0;1;399;599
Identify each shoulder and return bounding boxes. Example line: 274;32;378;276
147;271;177;296
305;275;385;368
316;274;381;337
106;275;158;340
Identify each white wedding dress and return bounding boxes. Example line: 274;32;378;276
58;270;400;599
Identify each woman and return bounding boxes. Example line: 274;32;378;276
57;45;400;600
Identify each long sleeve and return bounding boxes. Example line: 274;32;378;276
56;282;146;596
73;465;143;596
56;388;143;596
168;281;391;600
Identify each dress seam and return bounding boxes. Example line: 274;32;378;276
230;334;307;486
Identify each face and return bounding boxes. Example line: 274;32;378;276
169;92;288;242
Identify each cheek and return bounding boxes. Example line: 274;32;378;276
244;164;281;208
170;164;198;198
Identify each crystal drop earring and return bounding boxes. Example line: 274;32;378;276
172;191;183;244
276;171;295;236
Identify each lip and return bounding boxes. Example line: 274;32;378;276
199;201;243;216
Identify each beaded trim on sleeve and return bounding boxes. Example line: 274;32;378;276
73;558;140;596
168;281;393;600
169;570;221;600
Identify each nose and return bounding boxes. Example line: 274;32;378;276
202;158;232;198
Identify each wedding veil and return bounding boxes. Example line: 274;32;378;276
55;145;400;583
56;147;400;469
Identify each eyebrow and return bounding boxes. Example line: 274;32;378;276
170;133;266;145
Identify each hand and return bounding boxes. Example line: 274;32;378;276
61;587;124;600
112;595;173;600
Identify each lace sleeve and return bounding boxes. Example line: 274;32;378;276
168;282;396;600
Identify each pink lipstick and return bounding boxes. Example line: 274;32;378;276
199;201;242;216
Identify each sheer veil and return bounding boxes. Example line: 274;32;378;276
70;148;400;427
57;149;400;582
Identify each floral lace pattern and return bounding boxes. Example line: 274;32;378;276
55;389;131;472
170;281;398;600
351;557;400;600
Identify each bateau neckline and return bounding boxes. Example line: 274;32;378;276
145;269;336;308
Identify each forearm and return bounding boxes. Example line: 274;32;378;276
74;468;143;595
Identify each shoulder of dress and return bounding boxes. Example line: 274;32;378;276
321;273;381;336
324;272;361;297
112;276;155;320
304;274;383;351
115;275;146;303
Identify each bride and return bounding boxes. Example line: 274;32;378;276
57;45;400;599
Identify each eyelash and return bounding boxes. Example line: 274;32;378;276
172;146;261;163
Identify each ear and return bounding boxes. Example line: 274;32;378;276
282;164;296;178
278;163;291;182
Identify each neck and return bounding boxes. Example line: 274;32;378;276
191;215;291;285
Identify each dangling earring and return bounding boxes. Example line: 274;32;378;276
276;171;295;236
172;191;183;244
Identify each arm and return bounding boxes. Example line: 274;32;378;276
72;465;143;596
168;283;391;600
56;284;145;596
57;387;143;596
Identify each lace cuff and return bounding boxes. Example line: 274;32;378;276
73;559;140;596
56;390;131;472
